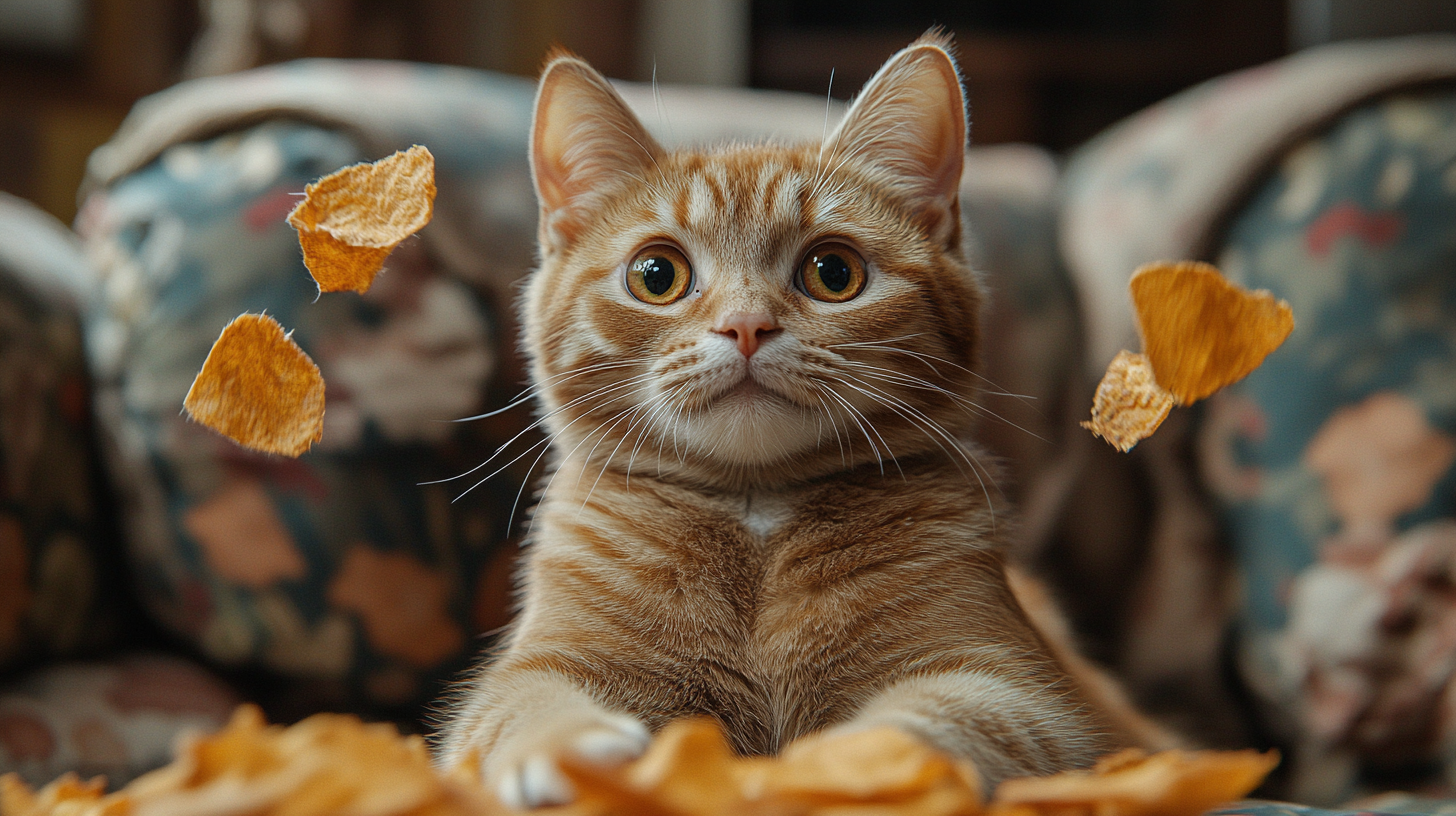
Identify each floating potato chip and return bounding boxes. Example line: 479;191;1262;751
1131;261;1294;405
287;145;436;294
1085;261;1294;451
990;747;1278;816
1081;351;1175;453
183;313;325;457
183;148;436;457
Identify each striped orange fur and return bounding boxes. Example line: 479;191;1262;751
436;33;1140;808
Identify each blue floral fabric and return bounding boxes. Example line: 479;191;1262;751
1201;88;1456;802
76;114;531;714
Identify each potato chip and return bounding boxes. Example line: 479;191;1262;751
1081;351;1175;452
0;773;108;816
763;726;982;806
990;747;1278;816
3;708;1279;816
1086;261;1293;451
0;705;504;816
183;313;325;457
1131;261;1294;405
559;720;751;816
287;145;436;294
623;719;744;814
559;720;982;816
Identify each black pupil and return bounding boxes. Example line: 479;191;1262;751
641;257;677;296
817;254;852;292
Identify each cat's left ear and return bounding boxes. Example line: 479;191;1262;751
826;32;966;229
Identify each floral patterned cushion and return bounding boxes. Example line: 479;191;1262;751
1052;37;1456;804
0;193;128;675
76;117;527;715
1203;87;1456;803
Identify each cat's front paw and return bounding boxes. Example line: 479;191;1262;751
489;712;651;809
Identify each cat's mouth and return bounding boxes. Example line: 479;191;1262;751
725;378;767;399
706;367;819;413
667;360;813;419
690;373;792;414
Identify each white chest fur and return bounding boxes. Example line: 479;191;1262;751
739;490;794;540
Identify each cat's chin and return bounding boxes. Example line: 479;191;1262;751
671;389;825;468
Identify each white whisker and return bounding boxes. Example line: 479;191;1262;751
449;372;657;501
451;359;637;422
815;381;898;478
845;364;1046;443
426;371;656;486
831;375;998;529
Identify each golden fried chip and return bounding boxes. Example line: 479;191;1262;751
990;747;1278;816
1;773;108;816
7;708;1279;816
1081;351;1175;452
559;720;982;816
1131;261;1294;405
764;726;981;806
15;705;504;816
556;720;741;816
287;145;436;294
183;313;325;457
1086;261;1294;451
628;719;744;810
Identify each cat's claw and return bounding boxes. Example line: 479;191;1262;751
494;716;651;809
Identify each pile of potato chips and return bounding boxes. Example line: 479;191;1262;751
1;706;1276;816
183;145;436;457
0;706;496;816
1083;261;1294;451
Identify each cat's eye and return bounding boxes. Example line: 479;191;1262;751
626;245;693;305
798;242;867;303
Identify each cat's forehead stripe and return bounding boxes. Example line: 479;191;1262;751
686;173;722;227
667;153;812;238
759;165;787;216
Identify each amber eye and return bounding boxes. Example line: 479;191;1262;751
798;242;867;303
626;245;693;304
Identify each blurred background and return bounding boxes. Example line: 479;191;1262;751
0;0;1452;225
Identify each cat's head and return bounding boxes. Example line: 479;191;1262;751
521;33;983;489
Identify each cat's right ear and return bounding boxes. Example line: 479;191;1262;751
531;54;663;252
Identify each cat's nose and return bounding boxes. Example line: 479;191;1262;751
714;312;780;358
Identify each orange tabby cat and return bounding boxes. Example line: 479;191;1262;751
437;33;1140;808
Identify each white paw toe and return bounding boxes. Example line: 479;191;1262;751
495;767;526;810
498;755;575;809
570;717;651;766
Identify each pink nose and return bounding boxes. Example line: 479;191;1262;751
714;312;779;358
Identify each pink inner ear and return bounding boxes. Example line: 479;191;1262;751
531;82;575;215
529;57;662;246
826;44;966;206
